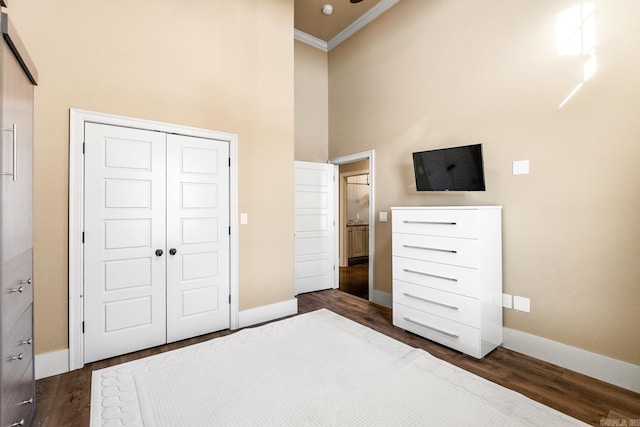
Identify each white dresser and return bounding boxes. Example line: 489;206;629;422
391;206;502;358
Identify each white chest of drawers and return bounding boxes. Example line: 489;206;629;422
391;206;502;358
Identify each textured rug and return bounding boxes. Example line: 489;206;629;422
91;309;587;426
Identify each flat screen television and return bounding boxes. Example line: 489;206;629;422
412;144;486;191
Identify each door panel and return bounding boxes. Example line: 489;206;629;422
294;161;336;294
84;123;167;363
166;134;229;343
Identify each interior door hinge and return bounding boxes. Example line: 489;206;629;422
229;226;231;235
82;232;85;243
82;142;85;154
229;157;231;167
82;321;85;333
228;295;231;304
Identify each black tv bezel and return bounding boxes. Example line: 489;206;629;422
412;143;486;192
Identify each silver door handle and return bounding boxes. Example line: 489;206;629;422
2;123;17;181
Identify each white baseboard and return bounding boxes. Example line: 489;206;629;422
371;290;392;308
238;298;298;329
502;327;640;393
35;349;69;380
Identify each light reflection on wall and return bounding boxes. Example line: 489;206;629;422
556;2;596;108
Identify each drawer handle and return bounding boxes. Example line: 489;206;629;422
403;317;459;339
20;397;33;405
9;353;23;361
403;220;457;225
403;268;458;282
403;292;459;310
403;244;457;254
10;419;25;427
11;286;24;293
20;338;33;345
20;278;32;285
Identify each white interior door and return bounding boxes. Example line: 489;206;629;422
84;123;167;363
294;161;336;294
166;134;230;342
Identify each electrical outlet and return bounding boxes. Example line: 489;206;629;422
502;293;513;309
513;296;531;312
379;211;388;222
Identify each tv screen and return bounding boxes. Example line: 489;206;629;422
412;144;486;191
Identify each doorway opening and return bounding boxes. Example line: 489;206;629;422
329;151;374;302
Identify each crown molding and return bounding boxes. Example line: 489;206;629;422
328;0;400;51
294;28;328;52
294;0;400;52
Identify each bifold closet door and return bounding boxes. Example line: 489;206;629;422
84;123;167;363
166;134;229;343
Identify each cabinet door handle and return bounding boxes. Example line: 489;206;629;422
403;268;458;282
403;317;459;339
402;244;457;254
403;292;459;310
2;123;17;181
20;397;33;405
9;353;23;361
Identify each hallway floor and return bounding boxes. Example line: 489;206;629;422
339;261;368;300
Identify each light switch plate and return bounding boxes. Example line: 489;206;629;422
502;293;513;309
513;160;530;175
379;211;388;222
240;213;248;225
513;296;531;312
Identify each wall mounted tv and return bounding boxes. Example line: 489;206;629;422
412;144;486;191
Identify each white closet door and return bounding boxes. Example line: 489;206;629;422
166;134;230;342
294;161;336;294
84;123;167;363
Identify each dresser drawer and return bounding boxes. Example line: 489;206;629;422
392;209;479;238
393;233;478;268
393;256;479;298
394;281;480;328
393;304;482;358
1;304;33;400
1;361;35;427
1;249;33;330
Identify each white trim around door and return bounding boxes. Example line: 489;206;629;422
68;109;239;371
329;151;375;303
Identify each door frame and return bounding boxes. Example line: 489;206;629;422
329;150;375;302
68;109;239;371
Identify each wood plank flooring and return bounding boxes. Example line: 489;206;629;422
34;289;639;426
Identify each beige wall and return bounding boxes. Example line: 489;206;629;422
294;40;328;162
9;0;295;355
329;0;640;364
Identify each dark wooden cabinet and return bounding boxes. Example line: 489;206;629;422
0;12;38;427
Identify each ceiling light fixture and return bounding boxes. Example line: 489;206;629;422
322;4;333;15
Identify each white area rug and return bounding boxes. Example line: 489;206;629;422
91;309;587;426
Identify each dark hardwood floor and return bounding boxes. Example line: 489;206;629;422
34;289;639;426
339;261;369;299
